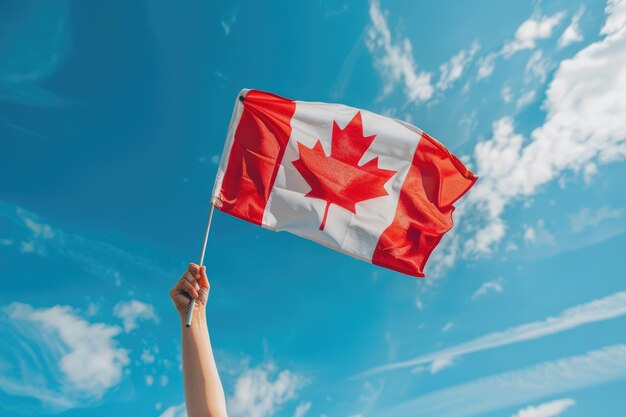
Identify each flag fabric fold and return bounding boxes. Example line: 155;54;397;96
212;89;477;277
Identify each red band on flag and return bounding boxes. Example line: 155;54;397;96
216;90;296;225
372;133;478;277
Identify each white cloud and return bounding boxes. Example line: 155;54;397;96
357;291;626;377
511;398;576;417
471;277;504;300
159;402;187;417
437;42;480;91
461;117;524;256
145;375;154;386
441;322;454;333
559;7;585;48
523;226;536;242
20;240;35;252
228;362;306;417
569;206;624;233
582;162;598;184
476;52;497;80
505;241;519;252
21;210;55;239
516;90;537;109
501;86;513;103
141;348;156;364
523;219;556;246
427;233;461;277
430;357;454;374
14;207;54;255
113;300;159;332
502;12;565;58
601;0;626;36
477;11;564;81
293;401;312;417
463;216;505;256
221;9;238;35
377;345;626;417
524;50;553;83
464;1;626;255
365;1;481;102
366;0;434;103
359;380;384;403
0;303;129;411
462;0;626;252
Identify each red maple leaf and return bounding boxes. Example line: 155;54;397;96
292;111;397;230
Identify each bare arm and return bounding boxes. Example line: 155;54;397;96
170;264;228;417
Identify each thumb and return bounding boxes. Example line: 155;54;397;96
198;265;210;289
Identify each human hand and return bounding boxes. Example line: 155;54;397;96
169;263;210;318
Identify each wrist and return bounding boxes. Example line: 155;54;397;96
180;306;206;326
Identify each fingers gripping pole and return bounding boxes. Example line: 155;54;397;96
185;203;215;327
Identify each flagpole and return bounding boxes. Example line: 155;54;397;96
185;202;215;327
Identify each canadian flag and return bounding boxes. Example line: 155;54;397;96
212;90;477;277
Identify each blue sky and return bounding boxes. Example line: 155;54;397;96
1;1;625;417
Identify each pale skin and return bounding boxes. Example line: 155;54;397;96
169;263;228;417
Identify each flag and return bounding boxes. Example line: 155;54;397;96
211;89;477;277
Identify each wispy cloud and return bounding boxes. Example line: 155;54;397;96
471;277;504;300
113;300;159;333
501;86;513;103
523;219;556;247
516;89;537;109
524;50;554;83
357;291;626;377
365;0;479;104
0;201;169;286
558;7;585;48
0;303;129;411
221;9;238;35
441;322;454;333
510;398;576;417
378;345;626;417
569;206;624;233
293;401;312;417
0;1;71;107
476;52;497;80
437;42;480;91
430;356;454;374
159;402;187;417
501;12;565;57
476;11;564;81
325;4;349;18
366;0;434;104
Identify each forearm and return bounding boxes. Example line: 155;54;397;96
181;311;228;417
